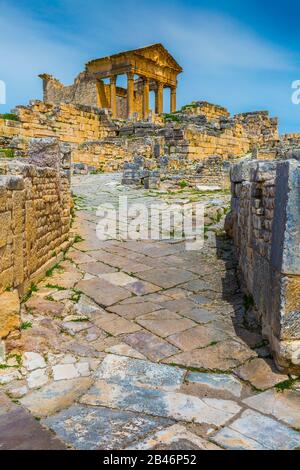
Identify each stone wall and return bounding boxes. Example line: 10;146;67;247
226;158;300;373
0;159;71;340
0;101;117;157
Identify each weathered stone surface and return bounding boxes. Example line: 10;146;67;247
186;372;243;398
168;325;228;351
25;297;65;317
0;368;21;385
0;290;20;338
94;313;141;336
108;301;161;319
80;380;241;426
164;340;256;371
124;330;180;362
76;278;132;306
243;389;300;428
180;307;220;324
127;424;220;450
0;393;67;450
213;409;300;450
23;351;47;371
20;377;93;417
52;363;80;381
80;261;117;276
27;368;49;389
136;267;196;289
136;309;195;338
98;272;138;286
95;355;185;390
105;343;146;359
43;405;171;450
235;358;288;390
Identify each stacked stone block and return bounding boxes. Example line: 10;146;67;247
0;159;71;344
226;159;300;373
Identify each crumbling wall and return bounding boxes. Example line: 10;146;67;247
0;101;117;157
39;73;100;108
226;158;300;373
0;159;71;297
180;101;230;121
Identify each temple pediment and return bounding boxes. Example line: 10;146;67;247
132;44;182;72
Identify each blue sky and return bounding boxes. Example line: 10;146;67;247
1;0;299;132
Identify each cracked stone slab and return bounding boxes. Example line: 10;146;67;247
168;324;228;351
80;380;241;426
93;312;141;336
136;309;195;338
234;358;288;390
180;307;221;324
126;424;221;450
186;372;243;398
20;377;93;417
80;261;118;276
0;394;66;450
164;340;257;371
105;343;146;359
107;301;162;319
243;389;300;428
212;409;300;450
95;354;185;390
136;267;197;289
43;404;172;450
76;278;132;306
124;330;180;362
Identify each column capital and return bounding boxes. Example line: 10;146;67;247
127;71;135;81
110;75;117;85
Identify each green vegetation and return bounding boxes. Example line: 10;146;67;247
71;289;82;303
22;283;38;302
45;283;66;291
0;113;19;121
0;148;15;159
178;179;188;189
74;234;84;244
275;376;300;392
163;113;180;122
46;263;62;277
20;321;32;330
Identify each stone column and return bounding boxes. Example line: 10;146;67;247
127;72;135;119
155;82;164;115
170;85;177;113
110;76;117;118
142;77;150;120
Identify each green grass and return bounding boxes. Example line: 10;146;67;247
20;321;32;330
74;234;84;244
45;295;55;301
71;289;82;303
179;179;188;189
0;148;15;159
163;113;181;122
0;113;19;121
45;263;62;277
22;283;38;303
275;377;300;392
45;284;66;291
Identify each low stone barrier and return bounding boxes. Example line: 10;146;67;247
0;156;71;345
226;158;300;373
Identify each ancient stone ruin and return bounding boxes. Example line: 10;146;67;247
0;44;300;450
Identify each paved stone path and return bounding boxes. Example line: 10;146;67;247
1;174;300;450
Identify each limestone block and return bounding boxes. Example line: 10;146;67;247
0;290;20;339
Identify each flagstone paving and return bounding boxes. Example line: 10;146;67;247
1;173;300;450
